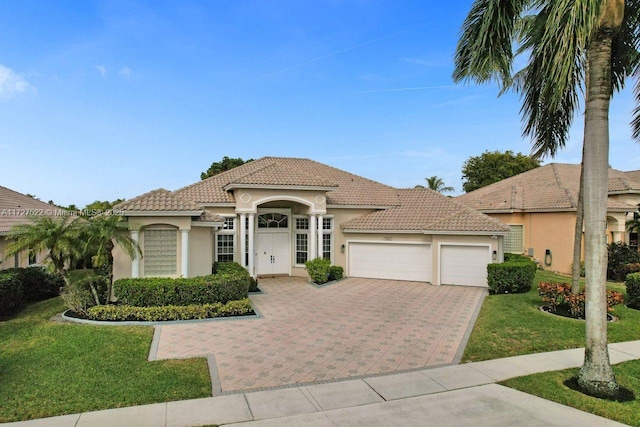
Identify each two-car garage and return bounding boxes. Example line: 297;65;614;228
347;241;491;287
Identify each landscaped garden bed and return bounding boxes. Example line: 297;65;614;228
63;262;255;322
305;257;344;286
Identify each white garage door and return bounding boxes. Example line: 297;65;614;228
348;242;431;282
440;245;490;287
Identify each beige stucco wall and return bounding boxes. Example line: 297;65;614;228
112;216;217;281
233;188;328;214
0;236;48;270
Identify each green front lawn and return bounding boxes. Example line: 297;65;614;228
0;297;211;423
464;270;640;426
463;270;640;362
503;362;640;426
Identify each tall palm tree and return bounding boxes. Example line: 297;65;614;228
454;0;639;397
6;215;82;286
83;215;141;302
421;176;455;193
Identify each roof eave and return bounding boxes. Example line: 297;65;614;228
123;210;203;217
421;230;509;236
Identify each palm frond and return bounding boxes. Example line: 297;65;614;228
453;0;531;87
633;68;640;140
515;0;604;159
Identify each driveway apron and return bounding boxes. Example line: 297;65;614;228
154;277;485;392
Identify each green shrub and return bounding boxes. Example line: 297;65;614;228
305;257;331;284
0;271;23;316
248;276;259;292
503;253;531;263
86;298;253;321
487;260;536;294
78;275;110;305
626;272;640;309
3;267;63;301
607;242;640;281
328;265;344;281
114;268;250;307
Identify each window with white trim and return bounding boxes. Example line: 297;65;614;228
217;216;235;263
295;217;309;265
144;229;177;276
504;225;524;253
321;217;333;261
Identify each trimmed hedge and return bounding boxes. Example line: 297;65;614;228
329;265;344;281
6;267;64;301
487;259;537;294
86;298;253;321
114;264;250;306
0;271;23;316
626;272;640;309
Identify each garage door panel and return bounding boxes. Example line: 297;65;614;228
349;243;431;282
440;245;489;287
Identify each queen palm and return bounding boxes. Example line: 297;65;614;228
83;214;141;301
6;215;82;287
454;0;639;397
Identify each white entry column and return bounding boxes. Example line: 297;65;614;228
181;229;189;278
248;213;255;276
309;214;317;260
130;230;140;278
317;214;324;259
240;213;247;268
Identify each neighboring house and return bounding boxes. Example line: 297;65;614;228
112;157;508;287
457;163;640;274
0;186;58;269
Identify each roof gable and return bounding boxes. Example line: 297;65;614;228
116;188;203;212
0;186;62;234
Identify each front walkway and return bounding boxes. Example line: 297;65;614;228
151;277;486;392
7;341;639;426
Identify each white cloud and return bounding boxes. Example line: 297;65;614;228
0;64;36;98
118;66;132;79
95;65;107;78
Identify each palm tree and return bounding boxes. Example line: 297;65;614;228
454;0;639;397
83;215;141;302
6;215;82;286
419;176;455;193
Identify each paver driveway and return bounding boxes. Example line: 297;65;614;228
153;277;486;393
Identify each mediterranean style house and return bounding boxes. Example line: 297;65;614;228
113;157;508;287
0;185;56;269
457;163;640;274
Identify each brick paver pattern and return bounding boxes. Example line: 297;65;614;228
155;277;485;392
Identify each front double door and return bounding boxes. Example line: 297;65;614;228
256;232;290;275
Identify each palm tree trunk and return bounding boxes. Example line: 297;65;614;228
571;159;585;294
577;3;622;396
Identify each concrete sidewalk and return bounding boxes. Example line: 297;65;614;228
5;341;640;427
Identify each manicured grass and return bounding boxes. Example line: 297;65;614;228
502;361;640;426
463;270;640;362
0;297;211;422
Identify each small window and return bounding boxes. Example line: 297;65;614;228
217;234;234;263
28;249;37;265
322;217;333;261
296;218;309;230
504;225;524;253
258;213;288;228
322;218;332;230
296;234;308;265
222;217;235;230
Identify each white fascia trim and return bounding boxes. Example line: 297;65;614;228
223;183;337;192
342;229;422;234
199;203;236;208
609;190;640;195
326;204;395;210
123;210;203;217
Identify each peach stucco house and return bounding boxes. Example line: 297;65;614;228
113;157;508;287
457;163;640;274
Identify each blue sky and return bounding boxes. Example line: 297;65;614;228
0;0;638;207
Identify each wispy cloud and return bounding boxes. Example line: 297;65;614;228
355;85;456;94
119;66;132;79
95;65;107;78
0;64;37;98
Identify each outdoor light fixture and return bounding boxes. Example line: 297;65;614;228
341;244;345;253
492;250;497;260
